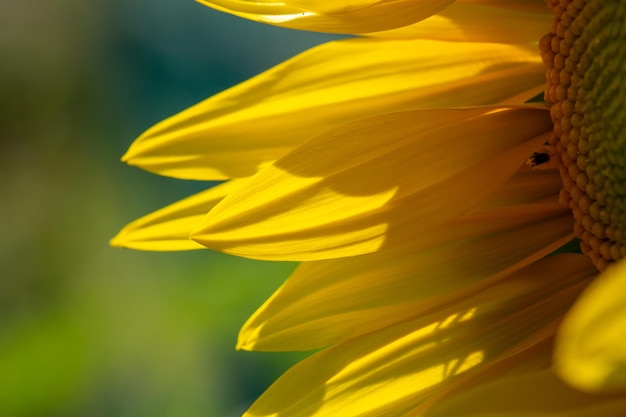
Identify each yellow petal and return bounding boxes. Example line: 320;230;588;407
424;369;626;417
283;0;389;13
198;0;454;34
243;255;594;417
555;259;626;393
191;106;552;261
123;39;544;180
110;179;247;251
238;203;573;351
473;164;562;209
369;1;552;43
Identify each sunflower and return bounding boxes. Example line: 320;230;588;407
112;1;626;415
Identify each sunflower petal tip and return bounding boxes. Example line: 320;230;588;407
109;233;128;248
121;146;142;165
236;334;256;352
121;133;152;165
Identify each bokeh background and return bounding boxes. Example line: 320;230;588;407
2;1;338;415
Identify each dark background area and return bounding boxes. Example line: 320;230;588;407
1;1;337;415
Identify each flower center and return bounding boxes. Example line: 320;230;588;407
540;0;626;271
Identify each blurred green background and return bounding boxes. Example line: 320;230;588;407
1;1;337;416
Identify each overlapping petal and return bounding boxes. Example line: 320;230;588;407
198;0;454;34
424;369;626;417
110;179;247;251
190;106;553;261
243;255;596;417
122;39;544;180
369;1;552;43
238;202;574;351
555;259;626;393
472;165;563;210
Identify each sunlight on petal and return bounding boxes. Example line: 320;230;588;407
283;0;379;13
191;106;552;261
243;256;595;417
122;39;543;180
238;203;575;351
198;0;454;34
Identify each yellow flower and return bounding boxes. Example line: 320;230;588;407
112;0;626;415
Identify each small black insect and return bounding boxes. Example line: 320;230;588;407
527;152;551;168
